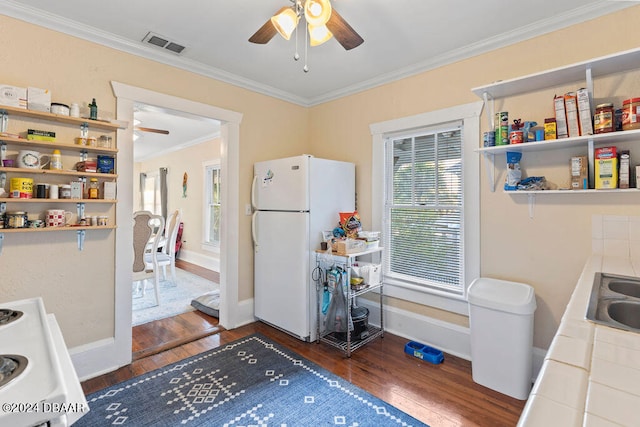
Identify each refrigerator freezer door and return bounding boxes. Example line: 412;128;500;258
254;210;312;340
253;155;310;211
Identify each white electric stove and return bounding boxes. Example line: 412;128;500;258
0;297;88;426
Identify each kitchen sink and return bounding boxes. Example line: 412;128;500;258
586;272;640;333
608;280;640;298
607;301;640;330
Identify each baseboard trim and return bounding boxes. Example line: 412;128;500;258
357;299;545;380
233;298;257;328
178;249;220;272
70;337;129;381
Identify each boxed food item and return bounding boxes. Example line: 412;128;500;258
103;181;116;200
619;150;630;189
564;92;581;138
576;88;594;136
97;155;115;174
571;156;588;190
0;85;27;108
554;95;569;139
26;129;56;141
595;146;618;189
70;181;83;199
334;239;366;255
27;87;51;112
75;160;97;173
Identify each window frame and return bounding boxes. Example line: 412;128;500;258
370;101;482;315
202;159;221;252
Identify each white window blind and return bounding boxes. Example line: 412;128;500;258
384;125;463;293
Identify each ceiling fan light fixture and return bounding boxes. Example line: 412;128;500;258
304;0;332;26
271;8;299;40
308;24;333;46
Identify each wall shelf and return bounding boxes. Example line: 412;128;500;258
473;47;640;203
0;105;124;131
0;198;116;204
0;135;118;155
471;47;640;99
0;225;115;233
0;102;120;254
0;166;116;179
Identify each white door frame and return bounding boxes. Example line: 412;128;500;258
111;81;243;368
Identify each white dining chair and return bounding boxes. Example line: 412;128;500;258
156;209;181;285
133;210;165;306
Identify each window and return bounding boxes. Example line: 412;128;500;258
370;102;482;313
386;126;463;292
203;161;221;249
140;171;161;214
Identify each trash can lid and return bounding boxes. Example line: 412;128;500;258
468;277;537;315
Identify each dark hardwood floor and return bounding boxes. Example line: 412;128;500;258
84;260;526;427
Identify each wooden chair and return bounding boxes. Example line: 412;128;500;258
156;209;181;285
133;210;164;306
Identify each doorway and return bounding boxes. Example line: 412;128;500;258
131;102;221;327
111;81;243;368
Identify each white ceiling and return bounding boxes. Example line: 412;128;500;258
2;0;636;158
132;103;220;162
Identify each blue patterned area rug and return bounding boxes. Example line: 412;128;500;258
76;334;428;427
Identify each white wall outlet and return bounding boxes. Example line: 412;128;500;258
245;203;252;216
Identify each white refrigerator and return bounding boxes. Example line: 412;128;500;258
251;155;355;341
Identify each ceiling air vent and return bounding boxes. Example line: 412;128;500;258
142;32;186;55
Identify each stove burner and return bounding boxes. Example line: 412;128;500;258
0;309;23;326
0;355;28;389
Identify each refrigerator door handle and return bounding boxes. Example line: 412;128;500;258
251;175;258;210
251;211;258;251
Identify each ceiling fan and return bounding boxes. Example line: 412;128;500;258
135;126;169;135
249;0;364;51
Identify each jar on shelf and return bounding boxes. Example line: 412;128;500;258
621;97;640;131
60;185;72;199
88;178;99;199
6;211;28;228
594;103;615;134
98;135;112;148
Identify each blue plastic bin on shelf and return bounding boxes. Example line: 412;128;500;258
404;341;444;364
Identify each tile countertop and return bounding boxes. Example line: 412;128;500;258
518;255;640;427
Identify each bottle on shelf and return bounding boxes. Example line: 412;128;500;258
88;178;99;199
89;98;98;120
50;149;62;170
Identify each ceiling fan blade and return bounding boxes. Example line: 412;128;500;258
326;9;364;50
248;6;289;44
135;126;170;135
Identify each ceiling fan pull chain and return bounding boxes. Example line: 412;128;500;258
294;10;300;61
303;21;309;72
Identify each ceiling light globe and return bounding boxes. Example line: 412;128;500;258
308;24;333;46
271;8;299;40
304;0;332;26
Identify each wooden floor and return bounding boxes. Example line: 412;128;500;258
84;261;526;427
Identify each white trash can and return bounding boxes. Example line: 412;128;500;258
468;277;537;400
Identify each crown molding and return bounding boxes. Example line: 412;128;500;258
307;1;634;106
1;1;634;108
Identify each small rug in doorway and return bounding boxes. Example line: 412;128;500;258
132;268;219;326
76;334;429;427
